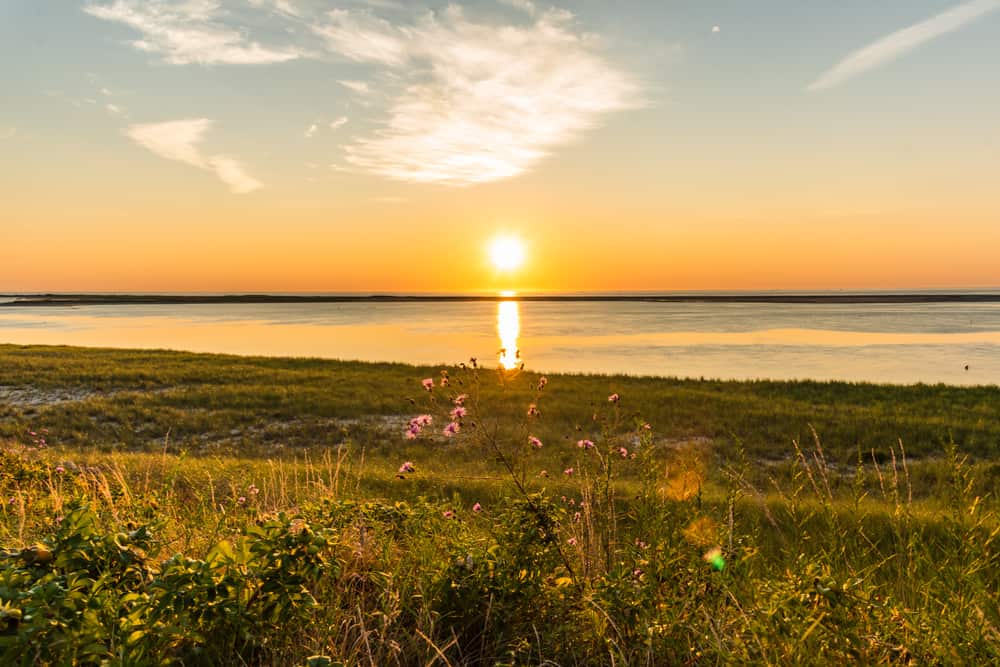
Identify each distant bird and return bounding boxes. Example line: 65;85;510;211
965;365;970;371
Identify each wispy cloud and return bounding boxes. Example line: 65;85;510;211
338;79;371;95
304;123;318;138
807;0;1000;91
499;0;536;17
329;116;349;130
84;0;304;65
106;103;123;115
126;118;261;193
314;6;639;185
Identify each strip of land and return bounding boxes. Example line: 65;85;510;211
4;292;1000;306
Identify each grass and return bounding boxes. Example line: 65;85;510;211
1;343;999;665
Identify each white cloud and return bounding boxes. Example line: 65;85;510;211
106;103;123;115
712;25;720;33
499;0;536;17
808;0;1000;91
338;79;371;95
304;123;318;138
84;0;304;65
125;118;261;193
315;6;639;185
329;116;349;130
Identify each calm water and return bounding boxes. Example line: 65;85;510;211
2;301;1000;385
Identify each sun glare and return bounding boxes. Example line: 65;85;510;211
489;236;525;272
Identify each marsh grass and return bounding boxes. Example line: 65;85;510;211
0;344;998;664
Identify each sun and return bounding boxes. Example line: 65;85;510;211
489;236;526;272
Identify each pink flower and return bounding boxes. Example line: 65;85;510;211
608;393;620;404
528;435;543;449
573;511;581;523
577;439;595;449
421;378;434;391
450;406;467;419
55;466;65;474
237;496;246;505
443;510;455;519
398;461;415;474
247;484;259;495
29;431;37;437
567;537;578;546
454;394;467;406
618;447;629;458
440;377;449;387
537;376;548;390
642;422;652;431
412;415;433;427
443;422;460;437
472;502;482;513
404;427;418;440
564;467;574;476
527;403;539;417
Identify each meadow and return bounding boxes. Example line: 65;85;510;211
1;343;998;665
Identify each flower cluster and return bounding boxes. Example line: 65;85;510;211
405;414;433;439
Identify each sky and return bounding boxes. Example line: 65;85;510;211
2;0;999;293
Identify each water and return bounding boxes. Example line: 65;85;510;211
1;300;999;385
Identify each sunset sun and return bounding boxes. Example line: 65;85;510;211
488;236;526;272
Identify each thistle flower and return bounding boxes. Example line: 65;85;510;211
453;394;467;406
443;422;460;437
608;393;620;403
472;502;482;513
450;406;466;419
567;537;578;546
564;467;574;476
404;427;418;440
421;378;434;391
55;466;65;474
247;484;259;496
237;496;246;505
618;447;629;458
412;415;433;427
576;439;595;449
398;461;415;474
443;510;455;519
528;435;543;449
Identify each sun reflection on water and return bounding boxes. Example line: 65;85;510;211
497;300;521;369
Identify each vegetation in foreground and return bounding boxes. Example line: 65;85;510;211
0;344;998;665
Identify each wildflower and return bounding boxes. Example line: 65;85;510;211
450;406;467;419
573;511;581;523
29;431;37;437
472;502;482;513
577;439;595;449
642;422;652;431
633;568;643;578
247;484;259;496
55;466;65;474
421;378;434;391
527;403;539;417
398;461;415;474
443;510;455;519
453;394;467;406
618;447;629;458
443;422;460;437
412;415;433;427
608;393;620;404
537;376;548;390
404;427;418;440
567;537;578;546
440;377;449;387
564;467;574;476
528;435;543;449
237;496;247;505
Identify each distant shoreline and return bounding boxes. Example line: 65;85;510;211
4;293;1000;306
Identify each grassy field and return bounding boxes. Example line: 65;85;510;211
1;343;998;665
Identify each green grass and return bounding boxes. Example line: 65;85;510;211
1;344;999;665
